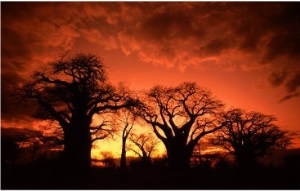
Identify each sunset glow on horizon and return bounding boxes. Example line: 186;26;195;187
2;2;300;159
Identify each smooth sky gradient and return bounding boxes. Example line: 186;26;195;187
1;2;300;154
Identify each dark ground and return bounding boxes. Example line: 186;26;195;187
2;164;299;189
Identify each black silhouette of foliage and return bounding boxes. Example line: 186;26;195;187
213;108;291;168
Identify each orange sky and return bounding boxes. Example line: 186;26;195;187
1;2;300;155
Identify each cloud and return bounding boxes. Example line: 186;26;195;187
1;127;43;141
286;71;300;93
287;130;300;147
3;2;298;68
288;130;300;137
269;69;288;87
113;2;299;75
274;70;300;102
4;2;298;75
199;38;233;57
136;5;196;41
1;2;83;124
1;2;300;126
279;92;300;103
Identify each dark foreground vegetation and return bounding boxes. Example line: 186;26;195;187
2;161;299;189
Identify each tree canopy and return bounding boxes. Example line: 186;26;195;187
136;82;225;169
17;53;138;170
213;108;291;168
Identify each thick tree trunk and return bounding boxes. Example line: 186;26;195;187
235;150;257;169
165;141;193;170
64;124;91;171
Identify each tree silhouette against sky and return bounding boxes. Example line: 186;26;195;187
16;53;137;170
128;132;159;167
13;53;293;171
115;109;136;170
213;108;291;168
136;82;226;169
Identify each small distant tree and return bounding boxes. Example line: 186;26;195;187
16;53;138;170
1;127;62;166
29;138;43;164
100;151;115;168
190;142;203;167
213;108;291;168
128;132;159;167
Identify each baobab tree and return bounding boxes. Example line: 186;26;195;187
137;82;225;169
16;53;138;170
212;108;291;168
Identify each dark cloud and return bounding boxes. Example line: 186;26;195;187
269;69;288;87
276;70;300;102
263;33;300;63
138;7;195;41
116;2;300;70
287;130;300;146
288;130;300;139
232;3;299;55
279;92;299;103
200;38;233;56
1;71;38;122
1;2;82;124
3;2;298;65
1;28;33;61
286;71;300;93
1;127;43;141
270;2;300;32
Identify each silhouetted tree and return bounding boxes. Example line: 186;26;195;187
2;128;41;165
213;108;291;168
137;82;225;169
16;53;137;170
190;142;203;167
100;151;116;168
128;132;159;167
1;127;62;166
29;138;42;163
116;109;135;170
90;114;119;147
